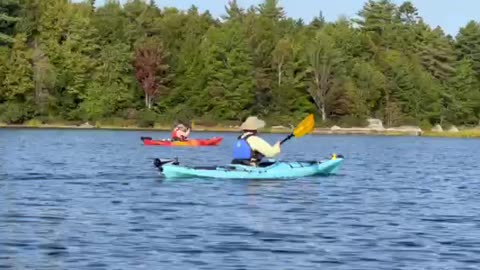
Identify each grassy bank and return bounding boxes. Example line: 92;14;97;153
422;130;480;138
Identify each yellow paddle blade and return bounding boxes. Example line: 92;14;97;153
292;114;315;138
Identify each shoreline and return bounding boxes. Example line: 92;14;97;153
1;123;479;138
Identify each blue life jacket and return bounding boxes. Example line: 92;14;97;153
232;134;253;160
232;134;265;164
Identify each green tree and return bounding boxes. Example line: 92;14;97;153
165;20;211;118
3;34;33;102
245;0;286;115
355;0;398;50
0;0;21;44
92;0;131;46
0;47;10;102
305;31;343;121
31;47;56;114
272;37;292;86
82;43;135;119
1;34;35;123
350;61;385;117
270;35;313;120
123;0;161;42
416;26;455;81
223;0;244;21
446;59;480;124
200;21;255;120
456;21;480;78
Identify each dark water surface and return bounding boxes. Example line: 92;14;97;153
1;129;480;269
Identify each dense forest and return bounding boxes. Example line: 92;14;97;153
1;0;480;128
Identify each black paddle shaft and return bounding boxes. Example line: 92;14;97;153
280;133;294;145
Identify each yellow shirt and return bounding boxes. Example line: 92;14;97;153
243;133;281;158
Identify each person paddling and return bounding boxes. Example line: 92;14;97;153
171;123;190;141
232;116;281;166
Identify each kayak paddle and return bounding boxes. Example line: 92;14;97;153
280;114;315;145
183;120;194;130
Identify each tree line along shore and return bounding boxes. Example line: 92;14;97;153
1;0;480;138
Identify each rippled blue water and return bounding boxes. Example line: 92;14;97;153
1;129;480;269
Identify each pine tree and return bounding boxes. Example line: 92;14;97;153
270;35;313;120
416;26;456;81
355;0;398;50
446;59;480;124
201;21;255;120
456;21;480;78
0;0;21;44
223;0;244;21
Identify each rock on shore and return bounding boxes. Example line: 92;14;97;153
319;118;422;136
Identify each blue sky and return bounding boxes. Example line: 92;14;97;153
92;0;480;36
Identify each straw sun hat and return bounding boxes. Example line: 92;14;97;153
240;116;266;131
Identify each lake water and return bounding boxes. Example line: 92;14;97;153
1;129;480;269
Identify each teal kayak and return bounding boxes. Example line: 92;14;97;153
153;155;344;180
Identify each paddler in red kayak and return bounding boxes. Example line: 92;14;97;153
232;116;281;166
171;122;191;141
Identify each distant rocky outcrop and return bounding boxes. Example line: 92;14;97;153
431;124;443;132
367;118;384;130
448;125;459;132
387;126;423;136
315;117;425;136
79;122;93;128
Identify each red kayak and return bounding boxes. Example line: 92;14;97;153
141;137;223;147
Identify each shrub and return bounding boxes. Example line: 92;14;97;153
0;102;31;124
337;116;368;128
419;120;432;130
137;109;158;128
99;117;135;127
263;115;294;128
397;116;420;127
194;116;218;127
120;108;138;120
25;119;42;127
153;122;169;129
